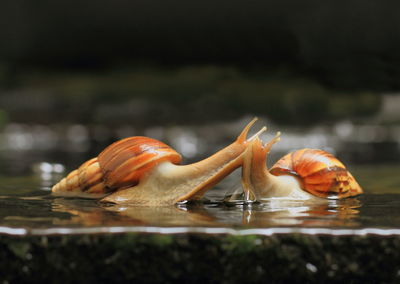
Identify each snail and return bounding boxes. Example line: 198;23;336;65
52;118;266;206
241;132;363;202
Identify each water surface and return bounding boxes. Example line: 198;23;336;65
0;164;399;236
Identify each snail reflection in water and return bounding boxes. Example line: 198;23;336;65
51;198;216;227
52;118;266;206
240;131;363;202
239;199;361;227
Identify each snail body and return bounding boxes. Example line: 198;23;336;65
241;133;363;201
52;118;266;206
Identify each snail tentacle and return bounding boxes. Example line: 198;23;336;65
242;130;363;201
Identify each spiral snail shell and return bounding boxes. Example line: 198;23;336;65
52;118;266;206
52;137;182;195
241;132;363;201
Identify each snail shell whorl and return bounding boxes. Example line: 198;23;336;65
270;149;362;198
52;137;182;194
98;136;182;190
52;158;106;194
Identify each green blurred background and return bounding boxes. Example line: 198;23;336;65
1;0;400;174
2;0;399;126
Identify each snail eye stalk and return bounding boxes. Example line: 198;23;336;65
241;132;363;201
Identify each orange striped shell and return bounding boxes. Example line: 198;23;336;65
52;137;182;195
269;149;362;199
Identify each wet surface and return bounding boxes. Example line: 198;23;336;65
1;118;399;236
0;164;399;236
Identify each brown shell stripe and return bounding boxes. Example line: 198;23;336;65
301;166;350;197
293;150;350;197
98;137;181;189
98;137;172;172
271;149;353;198
66;170;79;191
292;149;345;177
103;145;175;178
77;158;106;193
271;166;348;197
103;149;177;189
98;137;151;171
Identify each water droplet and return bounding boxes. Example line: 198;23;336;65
306;263;317;273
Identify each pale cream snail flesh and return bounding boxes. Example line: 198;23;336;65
241;131;363;202
52;118;266;206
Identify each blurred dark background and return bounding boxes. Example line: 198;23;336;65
1;0;400;174
1;0;400;124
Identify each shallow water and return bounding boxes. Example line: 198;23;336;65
1;119;399;235
0;164;399;236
